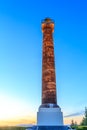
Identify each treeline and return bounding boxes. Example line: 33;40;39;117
71;107;87;130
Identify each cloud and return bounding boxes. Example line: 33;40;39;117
64;111;84;118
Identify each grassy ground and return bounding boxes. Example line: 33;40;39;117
77;126;87;130
0;126;27;130
0;126;87;130
71;126;87;130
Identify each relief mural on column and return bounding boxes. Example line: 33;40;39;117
42;19;57;104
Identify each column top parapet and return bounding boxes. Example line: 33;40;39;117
42;18;54;24
42;18;54;33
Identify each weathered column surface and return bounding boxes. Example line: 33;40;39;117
42;18;57;105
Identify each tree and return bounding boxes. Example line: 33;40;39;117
71;120;75;128
84;107;87;125
74;121;77;126
71;120;75;126
71;120;78;129
80;107;87;125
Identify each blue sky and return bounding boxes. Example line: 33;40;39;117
0;0;87;124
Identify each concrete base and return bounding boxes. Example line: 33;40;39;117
26;126;69;130
37;107;63;126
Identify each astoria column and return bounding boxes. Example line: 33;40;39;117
37;18;63;126
42;18;57;105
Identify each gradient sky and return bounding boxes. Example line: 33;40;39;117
0;0;87;125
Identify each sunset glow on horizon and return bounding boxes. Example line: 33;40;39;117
0;115;84;126
0;93;84;126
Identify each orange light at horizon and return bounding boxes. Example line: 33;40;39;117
0;115;36;126
0;115;84;126
64;115;84;125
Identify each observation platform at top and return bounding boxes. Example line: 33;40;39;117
41;18;54;24
41;18;54;33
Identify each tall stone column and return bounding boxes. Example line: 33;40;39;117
37;18;63;126
42;18;57;105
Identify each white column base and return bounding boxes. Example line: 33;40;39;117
37;107;63;126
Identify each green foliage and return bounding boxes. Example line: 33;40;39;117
71;119;78;129
80;107;87;126
71;120;75;126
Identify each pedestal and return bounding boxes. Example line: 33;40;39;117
37;106;63;126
